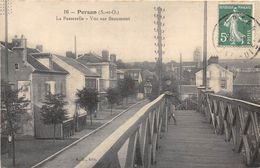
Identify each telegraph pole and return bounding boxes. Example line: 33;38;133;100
3;0;16;166
202;1;208;88
74;36;77;59
154;6;165;96
4;0;9;82
179;53;182;96
179;53;182;84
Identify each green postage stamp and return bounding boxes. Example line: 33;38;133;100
218;4;253;47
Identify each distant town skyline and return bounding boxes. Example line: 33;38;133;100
1;1;259;62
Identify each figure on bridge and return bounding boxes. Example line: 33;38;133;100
165;91;179;125
168;102;177;125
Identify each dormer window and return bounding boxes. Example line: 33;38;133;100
15;63;19;70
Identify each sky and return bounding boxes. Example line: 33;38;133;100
0;1;259;62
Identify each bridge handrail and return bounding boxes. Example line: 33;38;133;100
75;94;170;168
208;92;260;109
198;90;260;166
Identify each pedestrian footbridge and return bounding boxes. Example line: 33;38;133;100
75;90;260;168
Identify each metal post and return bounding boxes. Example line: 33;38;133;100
74;36;77;59
5;0;9;82
179;53;182;98
202;1;208;88
157;7;162;96
154;7;165;96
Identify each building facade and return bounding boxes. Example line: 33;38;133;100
1;36;69;138
53;54;100;116
77;50;117;92
196;63;233;94
1;36;34;136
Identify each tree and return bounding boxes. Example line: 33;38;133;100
116;59;127;69
106;87;121;115
40;93;68;142
76;88;98;125
1;81;29;166
118;75;136;105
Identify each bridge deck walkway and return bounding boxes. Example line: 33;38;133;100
153;110;246;168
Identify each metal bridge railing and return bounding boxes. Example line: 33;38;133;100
198;90;260;166
75;94;170;168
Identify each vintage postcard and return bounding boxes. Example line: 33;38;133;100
1;1;260;168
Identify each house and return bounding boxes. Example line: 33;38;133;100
233;68;260;101
195;56;233;94
141;69;156;81
77;50;117;92
1;36;34;136
120;69;143;84
52;54;100;117
28;52;69;138
1;35;69;138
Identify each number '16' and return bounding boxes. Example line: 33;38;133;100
64;10;69;14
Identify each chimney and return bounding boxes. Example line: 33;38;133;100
12;35;27;63
110;54;116;62
208;56;219;65
36;45;43;52
102;50;109;62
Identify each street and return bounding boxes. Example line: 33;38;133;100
36;100;149;168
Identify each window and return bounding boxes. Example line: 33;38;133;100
15;63;19;70
38;83;42;100
110;69;113;78
134;72;138;78
221;71;226;78
86;79;97;89
220;79;227;89
45;81;56;95
18;81;31;101
60;82;66;96
207;71;211;78
45;83;50;95
60;83;63;95
97;67;102;76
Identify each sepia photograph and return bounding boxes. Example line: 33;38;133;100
0;0;260;168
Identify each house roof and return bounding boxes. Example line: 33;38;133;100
27;48;41;54
219;58;260;70
28;54;68;74
0;41;41;54
77;52;103;63
0;42;13;50
234;71;260;85
196;63;232;75
0;42;67;74
54;55;100;77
